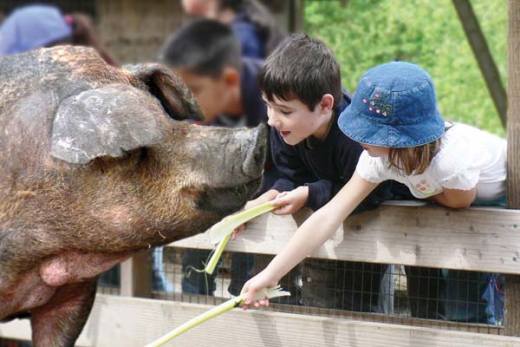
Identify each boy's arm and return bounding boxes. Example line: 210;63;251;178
242;173;379;306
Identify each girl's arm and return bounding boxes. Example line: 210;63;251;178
431;187;477;209
242;173;379;307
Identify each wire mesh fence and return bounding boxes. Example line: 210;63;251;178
97;247;504;332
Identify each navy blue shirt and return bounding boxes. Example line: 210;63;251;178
231;12;265;59
270;92;401;211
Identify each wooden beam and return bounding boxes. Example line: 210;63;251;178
288;0;305;32
452;0;507;127
120;250;152;298
505;0;520;337
172;205;520;275
2;295;520;347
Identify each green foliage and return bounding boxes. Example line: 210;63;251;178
304;0;506;135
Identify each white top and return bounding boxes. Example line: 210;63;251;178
356;123;507;201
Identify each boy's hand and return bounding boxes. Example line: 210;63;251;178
231;189;280;239
241;270;278;310
272;186;309;215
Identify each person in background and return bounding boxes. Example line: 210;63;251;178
153;18;272;295
181;0;284;59
0;4;116;65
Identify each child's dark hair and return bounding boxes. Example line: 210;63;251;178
259;33;342;111
159;18;241;78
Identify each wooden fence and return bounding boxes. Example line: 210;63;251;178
1;203;520;346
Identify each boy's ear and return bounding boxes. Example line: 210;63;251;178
319;94;335;113
222;67;240;88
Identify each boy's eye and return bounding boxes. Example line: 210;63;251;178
280;109;292;115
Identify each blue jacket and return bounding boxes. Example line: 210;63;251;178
231;12;265;59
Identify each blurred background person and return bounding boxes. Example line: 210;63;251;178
181;0;285;59
0;4;116;65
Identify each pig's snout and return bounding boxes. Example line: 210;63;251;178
241;124;267;179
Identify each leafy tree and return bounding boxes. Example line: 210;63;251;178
305;0;506;134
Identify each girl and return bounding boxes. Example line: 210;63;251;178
242;61;506;323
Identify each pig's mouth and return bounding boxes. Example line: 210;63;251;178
195;177;262;216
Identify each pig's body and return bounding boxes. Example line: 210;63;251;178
0;46;266;346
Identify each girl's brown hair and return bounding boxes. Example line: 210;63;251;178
387;139;441;175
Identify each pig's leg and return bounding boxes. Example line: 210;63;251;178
31;280;97;347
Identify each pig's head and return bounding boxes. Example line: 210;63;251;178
38;50;267;251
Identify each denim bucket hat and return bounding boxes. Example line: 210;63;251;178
338;62;444;148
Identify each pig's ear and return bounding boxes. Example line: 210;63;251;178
124;63;204;121
50;84;170;165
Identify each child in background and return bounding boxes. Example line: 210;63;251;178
242;61;506;324
181;0;284;59
0;4;116;65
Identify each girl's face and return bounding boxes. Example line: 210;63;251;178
361;144;390;158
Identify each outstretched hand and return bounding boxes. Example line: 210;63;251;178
241;270;278;310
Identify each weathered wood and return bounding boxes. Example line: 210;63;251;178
288;0;305;32
452;0;507;127
2;295;519;347
120;250;152;298
171;205;520;274
505;0;520;337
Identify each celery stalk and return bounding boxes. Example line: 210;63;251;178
203;201;276;275
204;233;231;275
207;201;276;244
145;286;290;347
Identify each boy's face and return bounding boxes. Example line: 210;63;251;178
175;68;237;123
264;94;333;146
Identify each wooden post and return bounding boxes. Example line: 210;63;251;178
288;0;305;32
453;0;507;128
505;0;520;337
120;250;152;298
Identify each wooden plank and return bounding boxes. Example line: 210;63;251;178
120;250;152;298
153;292;502;335
452;0;507;127
171;205;520;274
506;0;520;336
2;295;519;347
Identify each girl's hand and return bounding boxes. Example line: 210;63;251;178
241;270;279;310
272;186;309;215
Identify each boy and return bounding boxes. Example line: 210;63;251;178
158;18;272;295
241;33;405;312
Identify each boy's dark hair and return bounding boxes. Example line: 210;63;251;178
259;33;342;111
159;18;241;78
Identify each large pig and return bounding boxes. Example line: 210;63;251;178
0;46;266;346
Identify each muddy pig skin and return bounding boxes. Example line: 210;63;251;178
0;46;267;346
